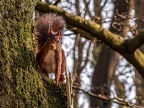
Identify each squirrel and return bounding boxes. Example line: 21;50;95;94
36;13;66;86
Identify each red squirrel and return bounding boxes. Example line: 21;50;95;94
36;13;66;86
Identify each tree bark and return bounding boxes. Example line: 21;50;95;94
0;0;66;107
0;0;48;107
134;0;144;105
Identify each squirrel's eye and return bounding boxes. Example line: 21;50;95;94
57;40;60;43
47;38;50;41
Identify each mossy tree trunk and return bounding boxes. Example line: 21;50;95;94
0;0;66;108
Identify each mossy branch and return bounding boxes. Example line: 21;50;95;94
125;31;144;53
40;74;67;108
35;2;144;78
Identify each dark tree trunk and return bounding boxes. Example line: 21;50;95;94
90;0;133;107
134;0;144;105
90;46;119;108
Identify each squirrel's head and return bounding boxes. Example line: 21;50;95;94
47;29;61;50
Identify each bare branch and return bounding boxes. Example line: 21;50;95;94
125;31;144;52
81;42;92;69
73;86;144;107
98;0;108;16
67;25;98;42
53;0;61;5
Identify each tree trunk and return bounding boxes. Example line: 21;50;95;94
0;0;66;107
90;46;119;108
90;0;133;107
134;0;144;105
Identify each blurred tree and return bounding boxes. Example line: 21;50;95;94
134;0;144;105
90;0;133;107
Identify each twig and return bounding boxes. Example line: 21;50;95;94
125;31;144;53
53;0;61;5
66;65;73;108
73;86;144;108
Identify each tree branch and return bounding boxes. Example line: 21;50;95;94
125;31;144;52
35;2;144;78
73;86;144;107
35;2;124;51
53;0;61;5
67;25;98;41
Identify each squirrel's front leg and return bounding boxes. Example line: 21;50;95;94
36;51;45;73
36;41;49;73
55;45;62;86
59;50;66;83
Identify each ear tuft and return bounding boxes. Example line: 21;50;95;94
58;30;62;38
48;28;52;36
47;38;50;41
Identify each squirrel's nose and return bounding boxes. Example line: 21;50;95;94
51;44;57;50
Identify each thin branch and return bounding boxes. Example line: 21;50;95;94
98;0;108;16
73;86;144;108
81;42;92;69
83;0;91;17
66;65;73;108
63;33;75;36
73;34;80;75
67;25;98;42
77;38;87;73
53;0;61;5
125;31;144;52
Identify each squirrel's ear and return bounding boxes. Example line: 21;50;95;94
48;28;51;36
47;38;50;41
57;30;62;38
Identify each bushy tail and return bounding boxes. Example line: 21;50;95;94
36;13;66;48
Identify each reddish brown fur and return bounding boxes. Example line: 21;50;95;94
36;14;66;86
36;13;66;49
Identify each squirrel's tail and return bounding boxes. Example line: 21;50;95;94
36;13;66;47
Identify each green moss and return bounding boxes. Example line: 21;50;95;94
0;0;49;107
41;74;67;108
0;0;68;107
